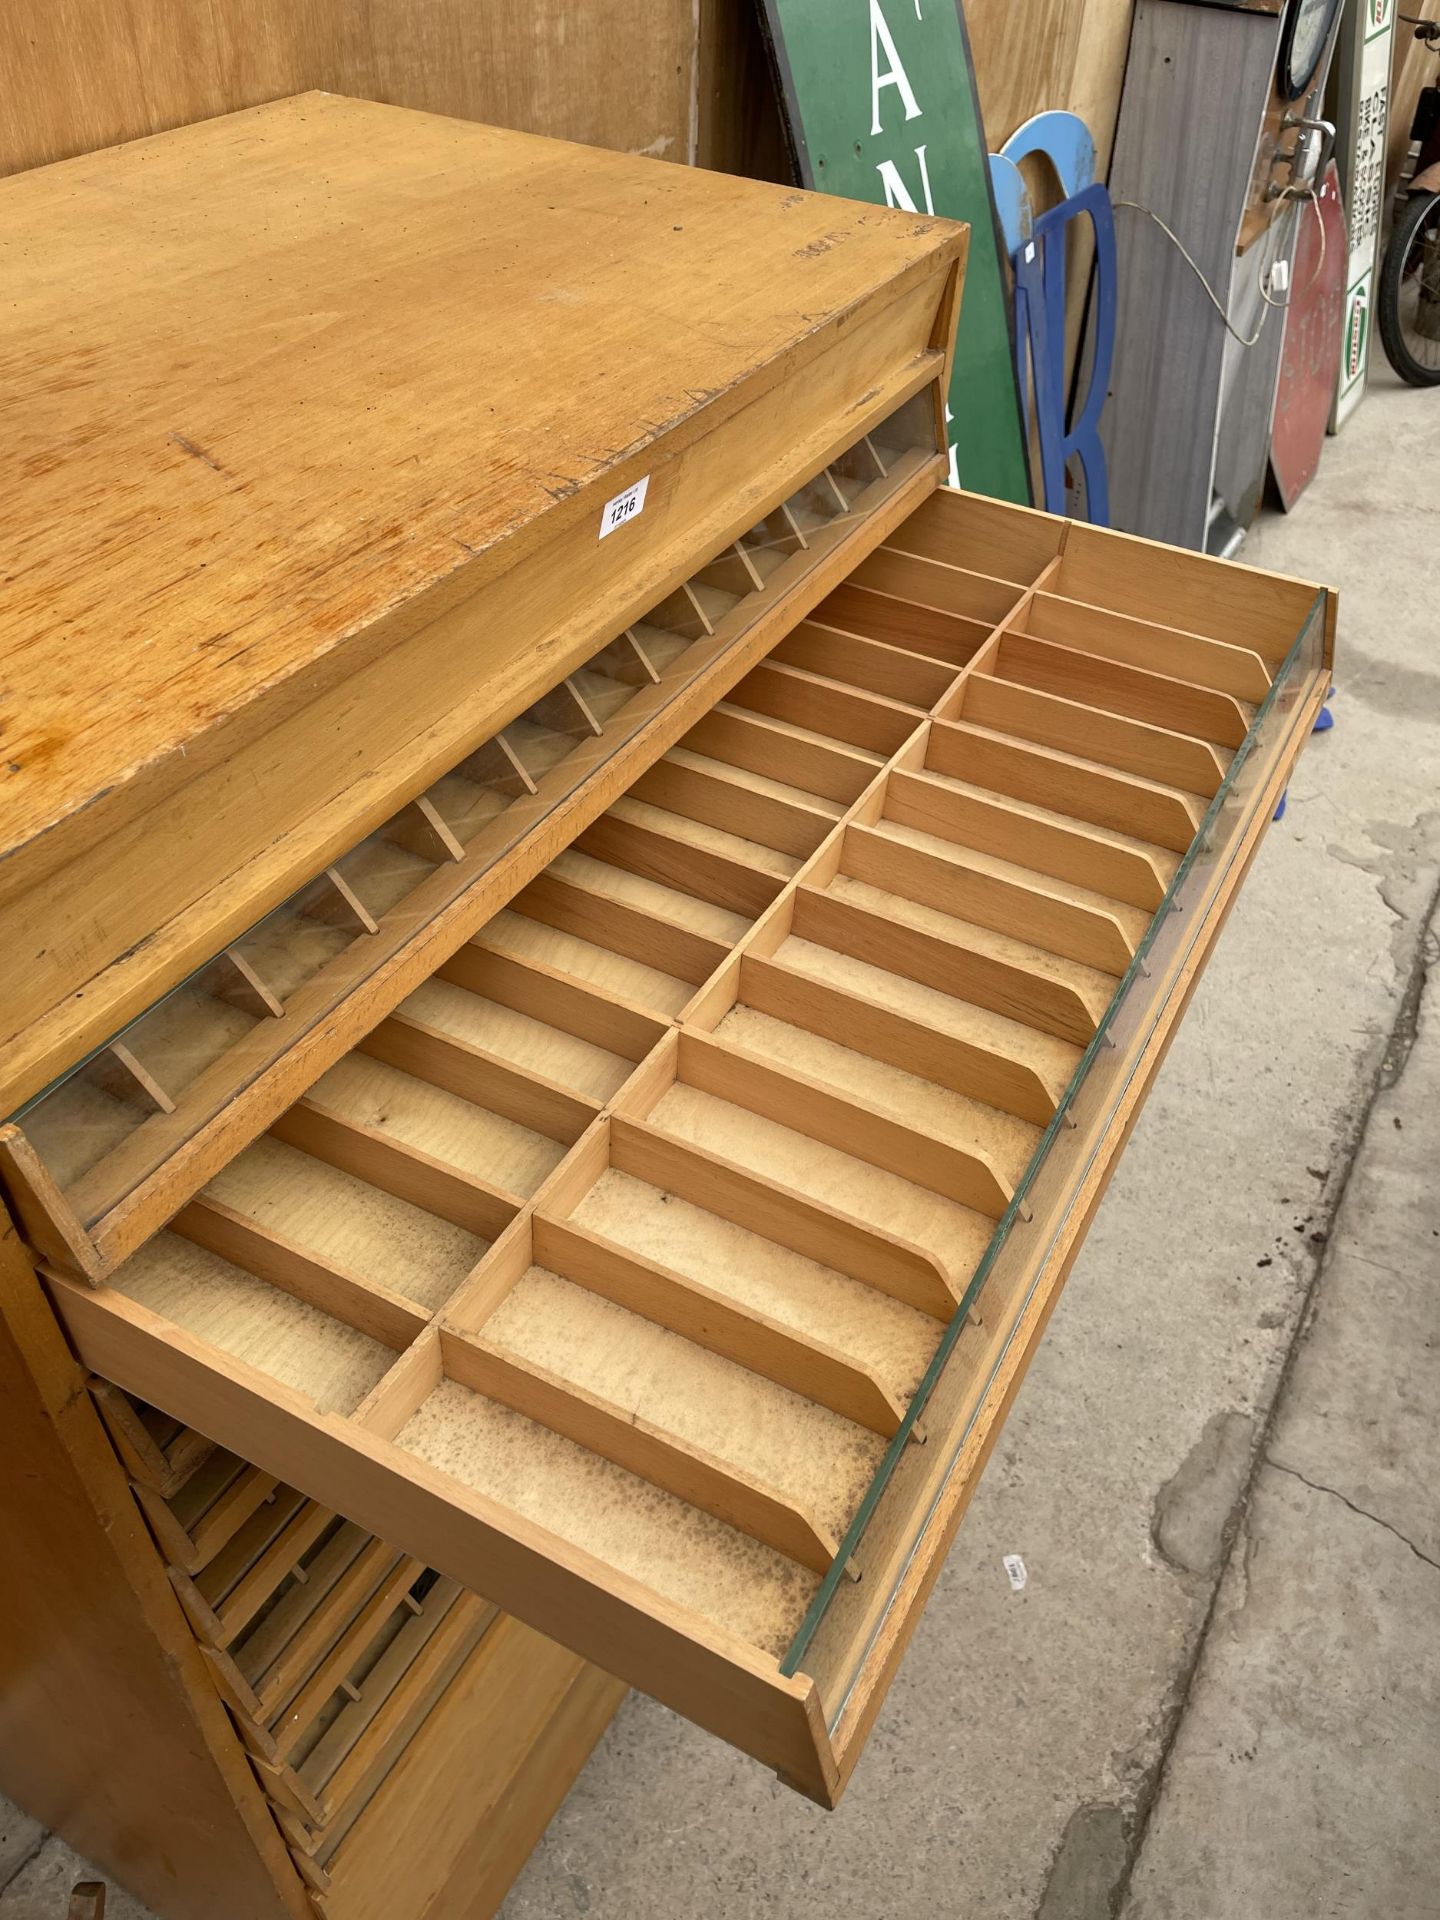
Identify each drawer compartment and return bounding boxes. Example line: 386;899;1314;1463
42;489;1331;1806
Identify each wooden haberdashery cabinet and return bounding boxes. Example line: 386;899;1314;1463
0;93;1334;1920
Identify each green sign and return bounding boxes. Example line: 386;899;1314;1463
760;0;1032;505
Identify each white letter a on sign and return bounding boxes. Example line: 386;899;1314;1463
869;0;922;136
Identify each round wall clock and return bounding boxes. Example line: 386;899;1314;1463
1278;0;1344;99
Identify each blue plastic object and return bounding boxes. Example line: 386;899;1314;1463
989;113;1115;524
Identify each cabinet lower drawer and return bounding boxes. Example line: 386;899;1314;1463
95;1379;623;1918
42;488;1331;1806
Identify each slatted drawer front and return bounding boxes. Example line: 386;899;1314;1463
2;392;943;1283
48;489;1329;1807
97;1382;621;1918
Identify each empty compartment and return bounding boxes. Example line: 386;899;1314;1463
397;1373;817;1660
884;484;1065;583
307;1052;566;1201
991;630;1253;750
544;846;752;944
561;1162;941;1411
108;1234;394;1416
482;1267;882;1547
772;621;958;710
847;543;1030;623
203;1134;487;1316
1016;593;1275;703
474;906;696;1018
768;924;1080;1109
810;580;998;670
402;948;662;1104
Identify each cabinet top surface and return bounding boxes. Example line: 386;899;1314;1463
0;91;960;863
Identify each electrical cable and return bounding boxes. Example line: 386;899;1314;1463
1112;185;1325;348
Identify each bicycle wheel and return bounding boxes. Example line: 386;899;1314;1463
1378;187;1440;386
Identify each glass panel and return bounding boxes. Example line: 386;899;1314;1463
781;589;1328;1724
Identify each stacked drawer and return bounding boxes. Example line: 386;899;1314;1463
5;394;937;1288
90;1382;622;1918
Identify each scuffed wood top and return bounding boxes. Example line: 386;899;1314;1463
0;91;958;868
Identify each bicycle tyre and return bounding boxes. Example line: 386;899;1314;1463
1378;186;1440;387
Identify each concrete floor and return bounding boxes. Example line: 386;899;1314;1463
2;366;1436;1919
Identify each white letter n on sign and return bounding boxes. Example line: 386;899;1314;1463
876;145;935;215
869;0;922;136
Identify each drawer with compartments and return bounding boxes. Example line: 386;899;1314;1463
27;484;1330;1808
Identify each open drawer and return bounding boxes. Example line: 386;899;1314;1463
39;488;1333;1806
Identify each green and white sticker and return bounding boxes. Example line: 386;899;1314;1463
1339;271;1373;395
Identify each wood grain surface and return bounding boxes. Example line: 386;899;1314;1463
0;93;960;1108
0;93;952;871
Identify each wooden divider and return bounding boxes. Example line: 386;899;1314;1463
927;718;1204;854
357;1015;600;1148
531;1213;908;1439
773;621;958;709
788;885;1099;1047
682;706;877;806
724;660;919;756
736;956;1059;1128
1020;594;1273;702
839;824;1136;975
608;1115;960;1321
171;1197;430;1353
992;631;1252;749
442;1328;842;1575
674;1030;1013;1219
813;581;997;667
961;674;1228;796
272;1101;522;1242
882;770;1170;912
627;754;836;860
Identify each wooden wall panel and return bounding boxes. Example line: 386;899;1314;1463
0;1;1138;190
0;1;1139;191
0;0;321;177
336;4;696;162
966;0;1136;166
0;0;702;180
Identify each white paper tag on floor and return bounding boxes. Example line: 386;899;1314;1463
1003;1553;1028;1591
